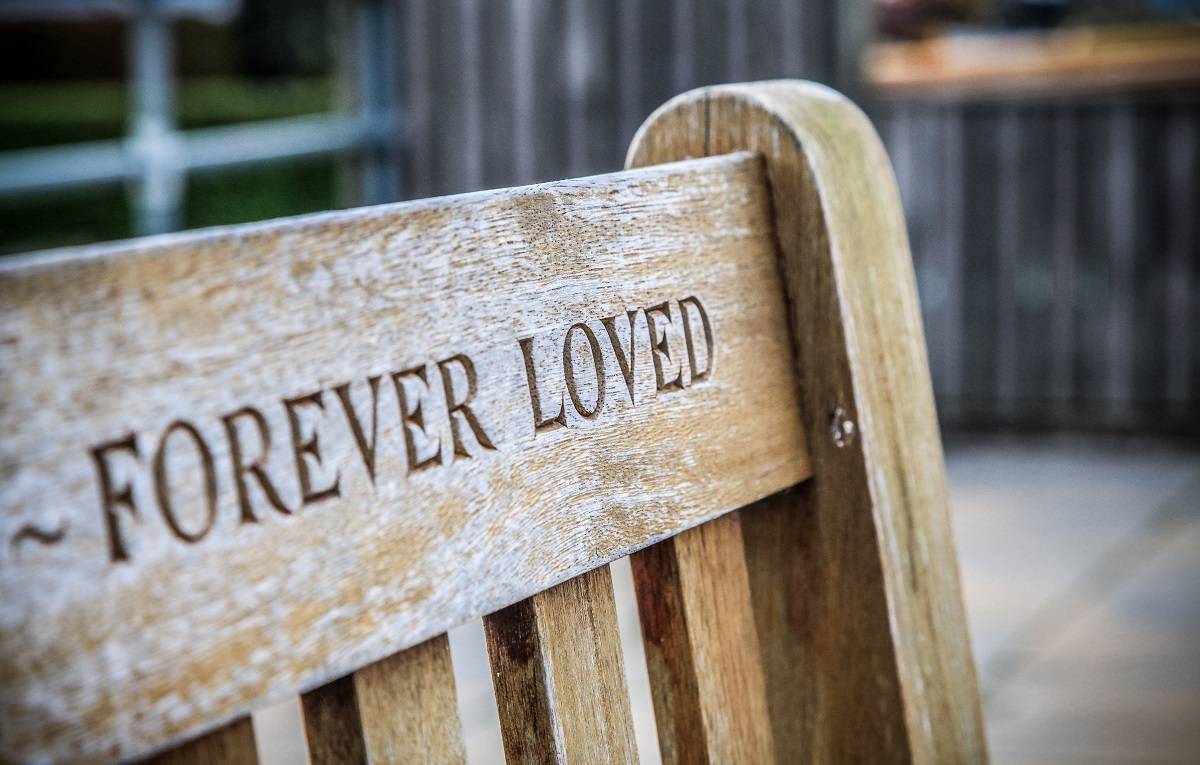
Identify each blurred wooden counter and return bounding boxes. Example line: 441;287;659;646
866;24;1200;98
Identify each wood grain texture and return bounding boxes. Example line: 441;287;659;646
301;674;366;765
0;153;811;763
354;635;466;765
301;634;465;765
143;716;258;765
629;511;774;765
484;564;638;765
628;81;987;762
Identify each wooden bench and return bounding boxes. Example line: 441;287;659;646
0;81;987;764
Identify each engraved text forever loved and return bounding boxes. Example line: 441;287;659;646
86;296;714;563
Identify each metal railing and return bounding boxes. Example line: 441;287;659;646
0;0;402;236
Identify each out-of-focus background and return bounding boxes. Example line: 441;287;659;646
1;1;1197;762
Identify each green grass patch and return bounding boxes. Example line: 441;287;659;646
0;76;341;254
0;76;333;149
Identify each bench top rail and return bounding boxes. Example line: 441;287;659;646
0;151;811;763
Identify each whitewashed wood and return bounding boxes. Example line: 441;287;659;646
0;153;810;763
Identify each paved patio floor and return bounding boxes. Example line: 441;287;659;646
255;436;1200;764
948;436;1200;764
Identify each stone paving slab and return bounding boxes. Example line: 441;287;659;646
947;437;1200;764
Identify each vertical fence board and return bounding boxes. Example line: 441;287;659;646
1013;107;1057;416
462;0;485;192
726;0;749;82
400;0;433;199
480;0;518;189
1050;104;1079;417
1078;105;1113;412
510;0;536;184
1105;101;1137;423
425;0;472;195
746;0;786;80
793;0;834;82
1131;101;1170;413
531;0;570;184
914;105;946;394
938;103;966;419
670;0;694;92
1189;101;1200;412
692;0;730;88
564;0;589;176
578;0;623;174
994;103;1021;419
1167;101;1198;410
780;0;804;76
961;104;1001;419
638;0;676;128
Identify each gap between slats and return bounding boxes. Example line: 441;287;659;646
238;555;666;765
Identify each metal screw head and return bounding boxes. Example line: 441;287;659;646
830;407;857;448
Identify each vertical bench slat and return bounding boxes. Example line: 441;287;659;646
629;512;775;764
736;489;817;763
484;565;638;764
301;674;365;764
301;635;466;765
146;717;258;765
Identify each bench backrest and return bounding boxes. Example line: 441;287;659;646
0;81;987;764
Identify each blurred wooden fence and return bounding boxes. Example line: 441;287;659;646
392;0;850;197
878;94;1199;434
385;0;1199;434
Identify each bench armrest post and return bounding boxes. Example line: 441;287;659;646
627;80;988;764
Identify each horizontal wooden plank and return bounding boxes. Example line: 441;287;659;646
0;152;810;763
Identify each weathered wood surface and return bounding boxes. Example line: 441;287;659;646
630;511;774;764
628;81;987;761
484;564;637;764
300;674;367;764
0;152;810;763
301;634;465;765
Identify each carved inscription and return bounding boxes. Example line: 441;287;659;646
71;296;714;564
